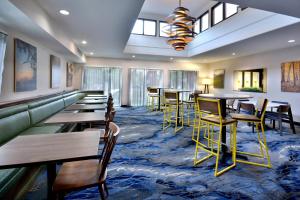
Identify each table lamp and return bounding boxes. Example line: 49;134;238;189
202;78;212;94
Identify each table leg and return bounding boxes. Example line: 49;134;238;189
158;88;161;111
220;99;228;162
47;163;56;199
288;107;296;134
177;92;180;124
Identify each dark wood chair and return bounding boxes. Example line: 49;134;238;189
85;108;116;141
226;99;235;113
230;99;272;168
265;101;296;134
53;122;120;200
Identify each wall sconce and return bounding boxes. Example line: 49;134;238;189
202;78;212;94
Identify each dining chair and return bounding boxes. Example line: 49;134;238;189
226;99;235;113
183;93;196;126
147;87;159;111
53;122;120;200
162;90;184;133
265;102;296;134
194;98;237;177
85;108;116;141
230;99;272;168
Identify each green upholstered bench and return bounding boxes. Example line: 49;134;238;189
0;90;86;198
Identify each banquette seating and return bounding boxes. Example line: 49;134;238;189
0;90;92;199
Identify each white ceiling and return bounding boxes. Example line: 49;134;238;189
190;22;300;63
34;0;144;58
141;0;214;17
220;0;300;18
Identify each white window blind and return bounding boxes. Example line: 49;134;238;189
0;32;7;94
82;66;122;105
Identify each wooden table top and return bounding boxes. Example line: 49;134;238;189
87;94;107;97
199;93;252;100
65;104;106;111
44;111;105;124
77;99;106;104
0;131;101;169
83;96;107;100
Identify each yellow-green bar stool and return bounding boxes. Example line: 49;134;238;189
230;99;272;168
147;87;159;111
194;97;237;177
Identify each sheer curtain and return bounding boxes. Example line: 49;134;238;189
82;67;122;105
129;68;163;106
0;32;7;94
169;70;198;100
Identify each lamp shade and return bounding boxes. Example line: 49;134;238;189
202;78;212;85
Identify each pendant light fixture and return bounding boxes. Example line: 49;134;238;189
165;0;196;51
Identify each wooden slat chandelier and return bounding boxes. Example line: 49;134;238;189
165;0;196;51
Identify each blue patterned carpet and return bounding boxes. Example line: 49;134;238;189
25;107;300;200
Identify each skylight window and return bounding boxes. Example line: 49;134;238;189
159;22;169;37
225;3;238;18
144;20;156;36
132;19;143;34
212;3;224;25
200;12;209;32
194;19;200;34
132;19;157;36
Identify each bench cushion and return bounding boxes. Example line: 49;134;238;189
29;99;65;125
0;111;31;146
0;104;28;119
0;168;27;198
20;125;64;136
28;96;63;109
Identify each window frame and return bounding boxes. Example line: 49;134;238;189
132;18;157;37
199;11;209;33
211;2;225;27
224;3;239;19
159;21;170;38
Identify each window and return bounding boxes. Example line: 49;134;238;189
129;69;163;106
194;19;200;34
82;67;122;105
159;21;170;37
132;19;143;34
233;68;266;92
225;3;238;18
212;3;224;26
0;32;7;94
200;12;209;32
169;70;198;100
132;19;157;36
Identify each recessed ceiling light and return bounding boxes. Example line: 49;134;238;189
59;10;69;15
90;52;94;55
170;57;174;60
81;40;87;44
288;39;295;43
132;55;135;58
232;52;236;56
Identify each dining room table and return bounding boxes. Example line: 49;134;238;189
77;99;107;104
0;131;101;199
83;96;107;100
44;111;106;125
64;104;106;111
198;93;252;162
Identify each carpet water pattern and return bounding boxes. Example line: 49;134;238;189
25;107;300;200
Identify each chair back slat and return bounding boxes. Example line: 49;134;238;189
147;87;158;94
197;98;220;115
237;102;255;114
97;122;120;180
104;109;116;138
164;91;177;100
278;105;290;113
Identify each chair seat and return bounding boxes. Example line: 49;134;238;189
230;113;260;122
53;159;106;192
201;115;236;125
84;128;105;138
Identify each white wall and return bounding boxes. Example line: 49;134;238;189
208;45;300;118
76;57;209;105
0;25;75;103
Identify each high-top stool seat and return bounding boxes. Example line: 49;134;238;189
147;87;160;111
162;90;184;133
230;99;272;168
194;97;237;177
